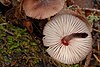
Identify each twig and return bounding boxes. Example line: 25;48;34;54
97;39;100;42
81;8;100;12
93;28;100;33
93;54;100;63
84;51;92;67
0;23;14;35
0;23;7;25
97;40;100;51
3;29;14;35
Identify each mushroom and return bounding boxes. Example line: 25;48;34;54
43;14;92;64
22;0;65;19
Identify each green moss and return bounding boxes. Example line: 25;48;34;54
0;16;41;66
87;13;100;23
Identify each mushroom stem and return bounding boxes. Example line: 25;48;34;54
61;33;88;46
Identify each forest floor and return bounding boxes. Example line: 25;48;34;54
0;0;100;67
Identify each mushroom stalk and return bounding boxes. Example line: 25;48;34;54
61;33;88;46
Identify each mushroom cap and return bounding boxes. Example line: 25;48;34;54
57;9;92;31
43;14;92;64
23;0;65;19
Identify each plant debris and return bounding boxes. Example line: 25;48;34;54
0;0;100;67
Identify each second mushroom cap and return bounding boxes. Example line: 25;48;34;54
23;0;65;19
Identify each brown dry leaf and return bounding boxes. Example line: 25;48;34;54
11;60;17;66
73;0;94;8
23;20;33;33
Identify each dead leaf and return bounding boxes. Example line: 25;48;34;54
73;0;94;8
23;20;33;33
11;60;17;66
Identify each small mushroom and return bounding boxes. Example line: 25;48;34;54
22;0;65;19
43;14;92;64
